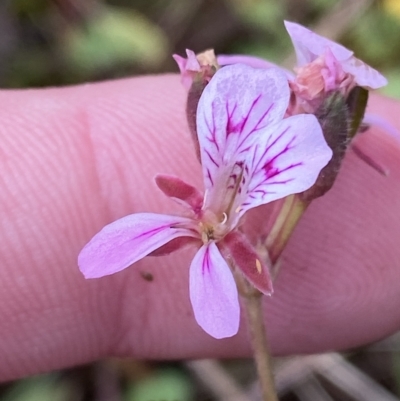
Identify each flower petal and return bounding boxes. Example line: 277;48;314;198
217;54;294;78
149;237;198;257
155;174;203;214
221;231;273;295
78;213;195;278
172;49;201;90
238;114;332;215
284;21;387;89
284;20;353;66
341;57;388;89
196;64;290;198
189;243;240;339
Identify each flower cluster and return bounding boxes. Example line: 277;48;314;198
173;49;219;90
78;63;332;338
79;21;387;339
174;21;390;194
176;21;387;115
284;21;387;114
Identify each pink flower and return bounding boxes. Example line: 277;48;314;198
290;49;348;100
78;64;332;339
284;20;387;91
173;49;218;90
217;54;288;73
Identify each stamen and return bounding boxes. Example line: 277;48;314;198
225;165;244;217
256;259;262;274
202;190;208;210
220;212;228;225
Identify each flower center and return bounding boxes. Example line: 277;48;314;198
199;210;229;244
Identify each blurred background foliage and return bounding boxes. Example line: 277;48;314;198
1;0;400;98
2;0;400;400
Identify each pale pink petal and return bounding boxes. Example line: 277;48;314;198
285;21;387;90
342;57;387;89
172;49;201;90
284;20;353;66
217;54;294;78
78;213;196;279
238;114;332;215
172;54;187;74
185;49;201;70
197;63;290;201
189;243;240;338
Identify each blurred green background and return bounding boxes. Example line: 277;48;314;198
2;0;400;400
2;0;400;98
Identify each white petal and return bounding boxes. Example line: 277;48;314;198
284;20;353;66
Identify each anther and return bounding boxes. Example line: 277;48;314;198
256;259;262;274
221;213;228;225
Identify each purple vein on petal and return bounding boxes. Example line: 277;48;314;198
232;95;261;135
265;133;296;168
206;168;214;186
249;163;302;198
267;163;303;179
236;102;274;151
263;158;301;180
264;178;295;185
203;107;220;153
189;243;240;339
204;148;220;168
252;127;292;172
246;101;274;134
78;213;195;279
225;101;238;137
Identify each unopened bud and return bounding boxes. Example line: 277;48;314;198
186;79;208;161
300;86;368;201
185;50;220;161
300;92;349;201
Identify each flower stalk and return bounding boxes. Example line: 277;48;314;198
265;194;309;265
245;293;278;401
235;271;278;401
79;19;388;401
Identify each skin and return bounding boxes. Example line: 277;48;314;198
0;74;399;382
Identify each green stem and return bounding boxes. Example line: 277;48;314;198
265;194;309;265
237;275;278;401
